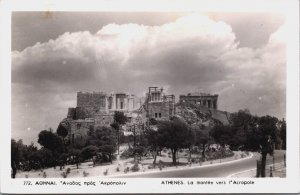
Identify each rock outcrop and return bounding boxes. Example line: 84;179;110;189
175;102;230;129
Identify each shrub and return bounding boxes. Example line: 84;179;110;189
116;167;120;172
61;172;67;178
120;148;134;159
240;153;246;158
191;158;197;163
66;168;71;174
103;169;109;176
158;160;164;170
42;172;47;178
25;174;28;178
83;171;89;177
158;164;163;171
131;163;140;172
124;167;130;173
80;146;98;161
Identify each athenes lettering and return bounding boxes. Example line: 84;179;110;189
161;180;184;185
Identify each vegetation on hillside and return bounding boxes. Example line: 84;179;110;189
11;106;286;178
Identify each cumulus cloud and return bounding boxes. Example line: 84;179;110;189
11;14;286;144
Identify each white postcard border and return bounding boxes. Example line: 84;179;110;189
0;0;299;193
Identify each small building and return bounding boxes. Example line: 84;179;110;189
179;92;218;109
145;87;175;121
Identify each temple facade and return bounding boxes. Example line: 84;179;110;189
179;92;218;109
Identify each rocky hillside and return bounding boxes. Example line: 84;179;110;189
175;102;230;129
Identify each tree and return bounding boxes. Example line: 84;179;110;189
58;153;68;170
255;115;278;177
145;129;161;164
97;127;117;163
80;145;98;161
279;118;286;150
11;139;24;178
66;135;87;169
87;126;117;163
71;136;87;150
157;118;194;165
56;123;68;146
69;148;81;169
30;148;54;169
230;109;253;130
23;142;38;160
22;142;38;171
132;133;148;162
11;139;39;175
38;130;64;153
210;124;234;148
111;111;127;154
193;126;210;159
114;111;128;124
230;110;279;177
38;130;64;168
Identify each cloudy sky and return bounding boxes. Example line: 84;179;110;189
12;12;286;144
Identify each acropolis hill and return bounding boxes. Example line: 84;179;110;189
59;87;229;143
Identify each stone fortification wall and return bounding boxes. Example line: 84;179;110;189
67;108;76;119
67;107;91;119
77;92;107;110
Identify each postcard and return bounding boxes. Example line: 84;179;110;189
0;0;299;193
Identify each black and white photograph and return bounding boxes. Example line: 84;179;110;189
1;0;299;194
10;10;288;179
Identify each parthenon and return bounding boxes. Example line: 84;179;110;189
179;92;218;109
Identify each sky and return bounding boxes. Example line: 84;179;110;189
11;12;286;145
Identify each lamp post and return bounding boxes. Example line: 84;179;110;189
133;124;136;162
273;155;275;171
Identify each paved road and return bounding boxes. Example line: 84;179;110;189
118;150;285;178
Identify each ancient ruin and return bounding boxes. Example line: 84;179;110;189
64;92;142;142
61;88;218;142
179;92;218;109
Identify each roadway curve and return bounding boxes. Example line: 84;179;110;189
118;150;285;178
